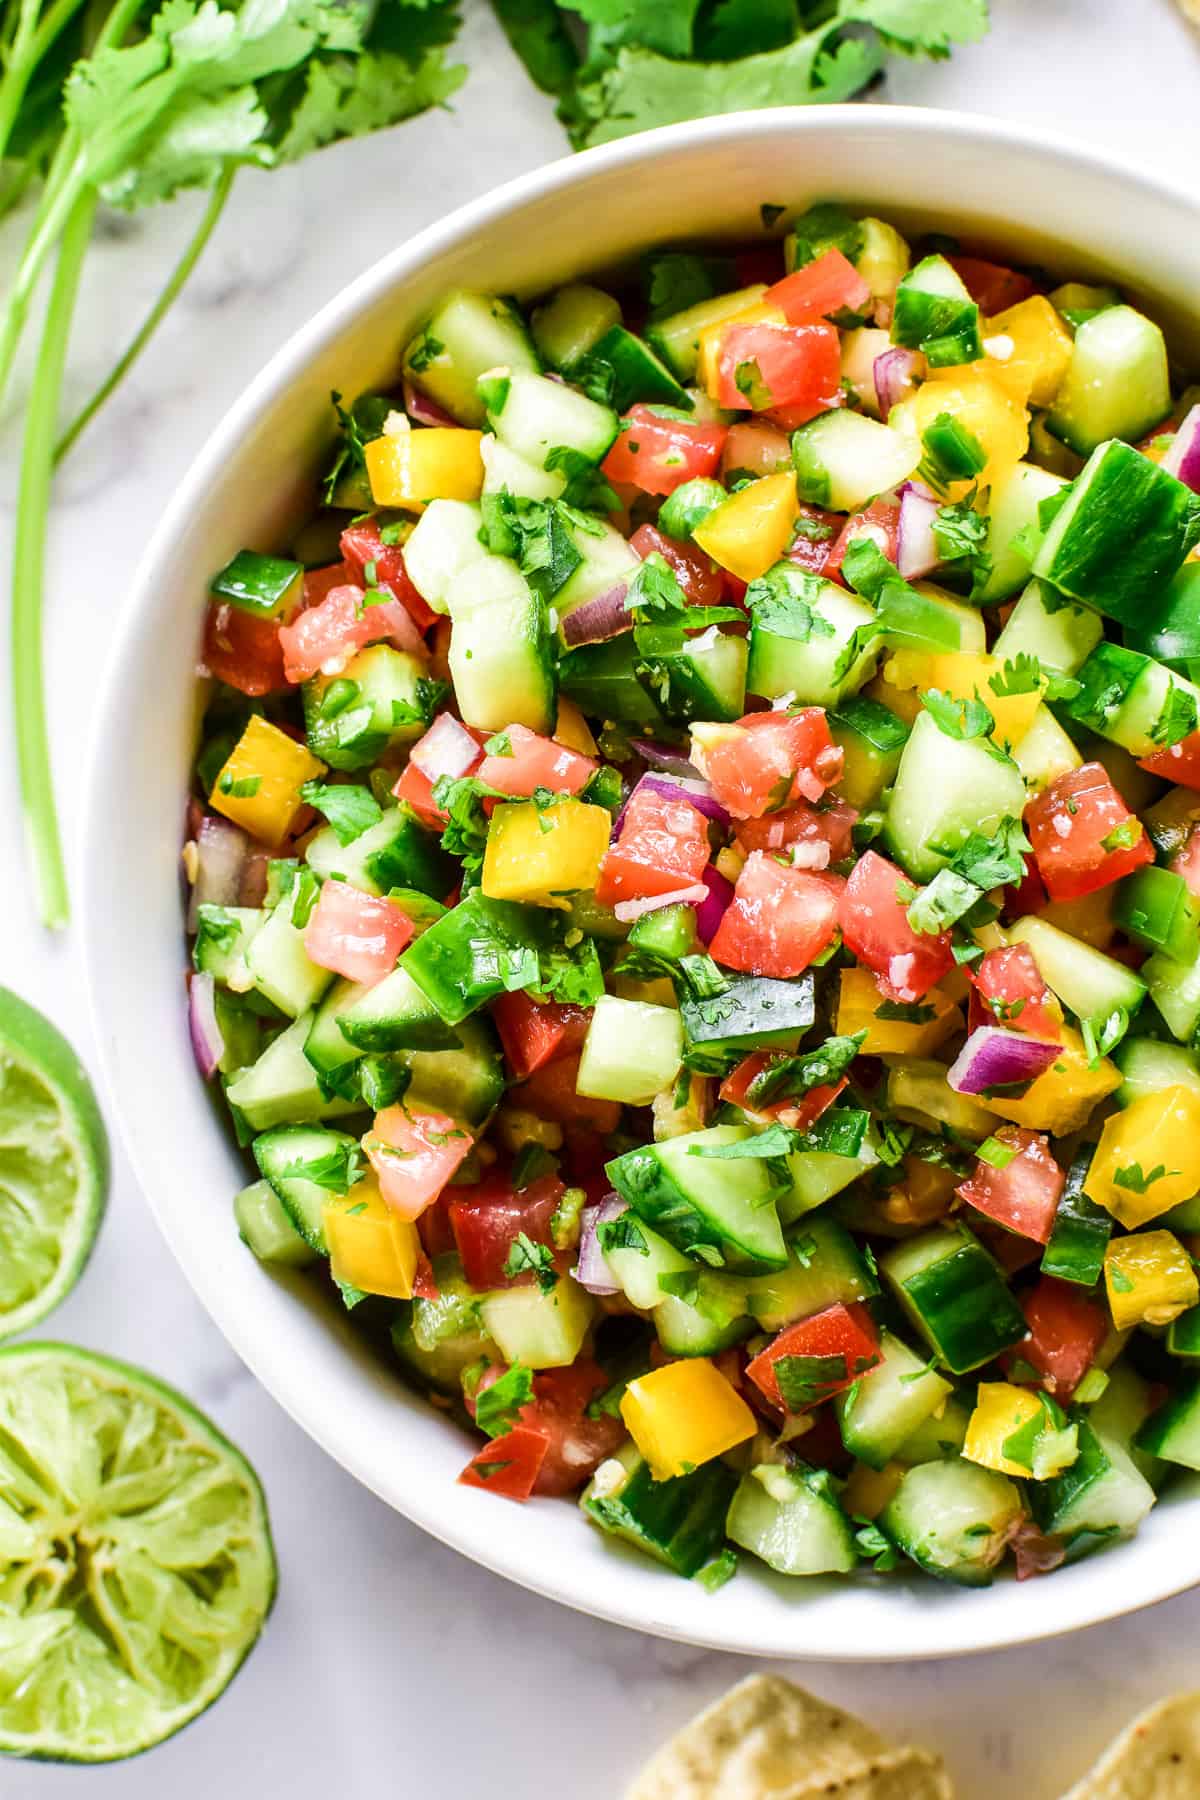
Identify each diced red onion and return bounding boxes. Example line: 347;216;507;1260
402;377;457;428
694;862;735;944
897;481;942;579
947;1027;1060;1096
186;813;249;931
188;972;224;1080
613;884;710;923
874;346;921;416
411;711;481;782
573;1195;625;1294
362;596;424;658
613;770;730;838
1161;403;1200;493
239;850;270;909
628;738;701;780
560;584;630;647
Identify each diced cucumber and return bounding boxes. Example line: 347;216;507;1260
337;964;462;1053
643;630;748;726
1013;706;1083;794
1066;641;1200;758
1126;562;1200;677
895;1395;971;1464
1136;1375;1200;1472
884;709;1026;881
1049;281;1120;327
581;1442;737;1576
835;1330;953;1471
886;1061;998;1141
400;499;486;615
882;1225;1026;1374
245;877;332;1018
854;217;910;311
1032;439;1200;626
891;255;982;367
252;1124;362;1253
991;577;1102;674
792;410;920;513
1008;914;1146;1027
225;1014;362;1133
978;466;1066;605
779;1119;879;1223
653;1289;751;1357
193;905;262;992
531;284;622;371
583;326;692;411
559;634;666;727
1090;1362;1168;1489
645;283;767;381
576;995;683;1106
607;1125;788;1274
553;520;641;624
1042;1149;1112;1287
602;1213;693;1311
726;1464;857;1576
1114;1035;1200;1108
392;1258;495;1393
880;581;986;657
678;974;815;1065
480;434;565;502
1141;939;1200;1042
828;696;910;810
479;1280;595;1370
840;327;891;417
233;1178;317;1267
401;891;544;1025
744;1217;879;1331
746;573;880;708
1168;1308;1200;1361
210;549;304;620
304;644;435;770
305;809;455;901
402;1015;505;1128
404;290;539;427
1114;866;1200;963
1032;1415;1156;1550
446;556;556;735
1047;305;1170;454
658;478;727;542
480;368;618;467
881;1460;1022;1586
303;977;371;1092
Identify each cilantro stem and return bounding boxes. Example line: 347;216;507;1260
12;188;96;928
0;0;86;160
56;164;236;462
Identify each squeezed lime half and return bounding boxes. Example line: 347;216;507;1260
0;1344;276;1760
0;987;108;1336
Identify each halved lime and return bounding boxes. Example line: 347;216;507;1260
0;1343;276;1761
0;987;108;1336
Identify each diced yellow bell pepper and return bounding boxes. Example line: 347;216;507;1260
553;698;598;756
620;1359;756;1481
882;649;1042;749
1085;1086;1200;1228
964;1382;1077;1480
209;714;325;848
691;471;799;583
987;1023;1121;1136
842;1460;905;1521
836;966;962;1055
1104;1230;1199;1331
1038;886;1117;950
365;423;484;510
983;296;1074;409
322;1174;420;1300
911;369;1029;493
861;670;924;727
482;799;611;907
698;302;787;399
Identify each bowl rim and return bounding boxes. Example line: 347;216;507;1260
82;103;1200;1661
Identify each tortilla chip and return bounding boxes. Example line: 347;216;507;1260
780;1747;954;1799
1177;0;1199;23
627;1674;889;1800
1062;1693;1200;1799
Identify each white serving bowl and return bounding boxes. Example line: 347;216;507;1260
85;106;1200;1660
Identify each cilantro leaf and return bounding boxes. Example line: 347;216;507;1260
543;445;619;513
299;780;383;846
489;0;579;96
624;552;741;655
478;492;583;600
936;816;1031;892
744;1032;865;1106
1152;682;1199;749
687;1122;798;1159
921;686;995;741
503;1233;559;1293
906;867;982;935
773;1353;849;1411
744;564;837;643
1112;1161;1174;1194
1100;819;1143;854
932;496;992;593
475;1364;535;1437
874;998;936;1022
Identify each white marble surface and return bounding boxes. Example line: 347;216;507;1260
2;1;1200;1793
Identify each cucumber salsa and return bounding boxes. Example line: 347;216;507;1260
187;202;1200;1592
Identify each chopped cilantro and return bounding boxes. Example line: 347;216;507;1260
744;564;837;643
921;686;995;741
218;773;261;798
1112;1161;1174;1194
1100;819;1142;854
299;781;383;846
744;1031;865;1106
874;999;936;1023
503;1233;559;1294
773;1353;849;1410
474;1364;535;1438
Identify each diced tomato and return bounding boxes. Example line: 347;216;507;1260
746;1302;881;1414
824;499;900;578
720;1055;846;1130
764;249;872;324
1026;763;1154;902
1171;826;1200;900
710;852;843;978
786;505;843;576
458;1426;549;1501
277;583;424;684
416;1195;456;1261
491;990;591;1080
948;255;1036;315
1003;857;1048;922
702;709;843;820
839;849;954;1002
303;878;414;985
449;1171;563;1289
366;1106;473;1220
762;397;846;434
477;722;596;796
514;1054;620;1134
715;321;841;419
340;518;438;630
957;1127;1065;1244
412;1253;440;1299
1007;1276;1108;1403
466;1360;624;1497
968;944;1062;1040
629;523;725;606
1139;728;1200;789
734;795;857;865
601;405;727;497
201;603;286;696
303;561;357;608
721;420;793;482
392;761;445;829
595;785;710;906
